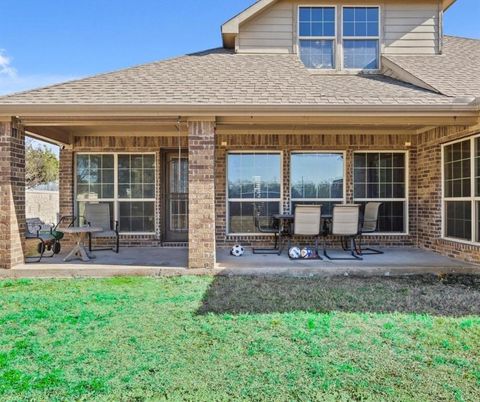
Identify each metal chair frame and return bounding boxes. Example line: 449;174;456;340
83;204;120;254
252;206;283;255
356;202;384;256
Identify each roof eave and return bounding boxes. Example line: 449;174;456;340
443;0;457;11
0;103;478;118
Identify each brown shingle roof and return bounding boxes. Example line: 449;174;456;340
0;48;455;107
384;36;480;98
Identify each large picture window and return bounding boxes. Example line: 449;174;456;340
343;6;379;69
76;153;156;234
298;6;336;69
442;138;478;242
227;152;281;234
290;152;344;214
354;152;407;233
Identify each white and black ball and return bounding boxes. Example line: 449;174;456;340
230;244;245;257
289;246;301;259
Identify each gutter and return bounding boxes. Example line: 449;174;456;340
0;102;478;118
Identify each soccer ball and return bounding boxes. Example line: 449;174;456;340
230;244;244;257
301;247;313;259
289;246;301;259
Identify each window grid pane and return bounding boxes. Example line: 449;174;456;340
354;152;406;233
299;40;334;69
76;153;156;234
119;201;155;233
444;140;471;198
228;201;280;234
118;154;156;199
344;40;379;69
299;6;336;69
343;7;379;70
228;153;281;200
228;153;282;234
445;201;472;241
291;153;344;199
76;154;114;200
299;7;336;37
343;7;379;37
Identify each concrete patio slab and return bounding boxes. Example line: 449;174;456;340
1;247;479;279
215;247;480;277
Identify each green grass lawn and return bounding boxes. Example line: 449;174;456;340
0;275;479;401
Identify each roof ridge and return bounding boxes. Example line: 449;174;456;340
0;48;226;100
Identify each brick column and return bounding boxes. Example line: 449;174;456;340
0;119;25;269
58;146;75;244
188;120;216;269
59;147;74;218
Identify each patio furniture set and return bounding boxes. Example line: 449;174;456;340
253;202;383;261
25;203;119;263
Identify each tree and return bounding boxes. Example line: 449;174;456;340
25;138;59;189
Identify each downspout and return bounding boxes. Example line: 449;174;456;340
439;1;444;55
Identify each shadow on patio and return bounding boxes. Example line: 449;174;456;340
197;274;480;316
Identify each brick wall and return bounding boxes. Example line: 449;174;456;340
188;121;216;269
416;125;480;263
215;133;416;248
0;119;25;269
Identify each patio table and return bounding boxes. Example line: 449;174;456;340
62;226;103;262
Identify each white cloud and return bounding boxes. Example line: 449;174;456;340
0;49;17;78
0;49;78;95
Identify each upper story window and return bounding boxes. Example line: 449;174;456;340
298;7;336;69
343;7;380;70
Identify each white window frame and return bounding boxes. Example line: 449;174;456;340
74;152;157;235
290;150;347;211
297;5;337;70
226;151;283;236
353;150;409;235
441;135;480;245
341;5;381;71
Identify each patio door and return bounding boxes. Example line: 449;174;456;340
163;151;189;242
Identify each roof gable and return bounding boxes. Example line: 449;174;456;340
221;0;457;48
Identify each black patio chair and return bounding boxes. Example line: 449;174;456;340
252;205;283;255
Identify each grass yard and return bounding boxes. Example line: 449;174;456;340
0;274;479;401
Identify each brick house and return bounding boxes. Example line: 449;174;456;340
0;0;479;270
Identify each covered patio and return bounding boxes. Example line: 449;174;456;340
2;112;480;271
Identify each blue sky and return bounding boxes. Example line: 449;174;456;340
0;0;478;96
0;0;478;153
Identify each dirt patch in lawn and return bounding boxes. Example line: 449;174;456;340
198;274;480;316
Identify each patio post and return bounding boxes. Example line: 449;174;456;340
187;119;216;269
0;118;26;269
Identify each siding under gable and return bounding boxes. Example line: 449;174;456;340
383;3;440;55
235;0;441;56
237;0;294;54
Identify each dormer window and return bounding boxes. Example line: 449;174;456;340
343;7;380;69
298;7;336;69
298;6;380;71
